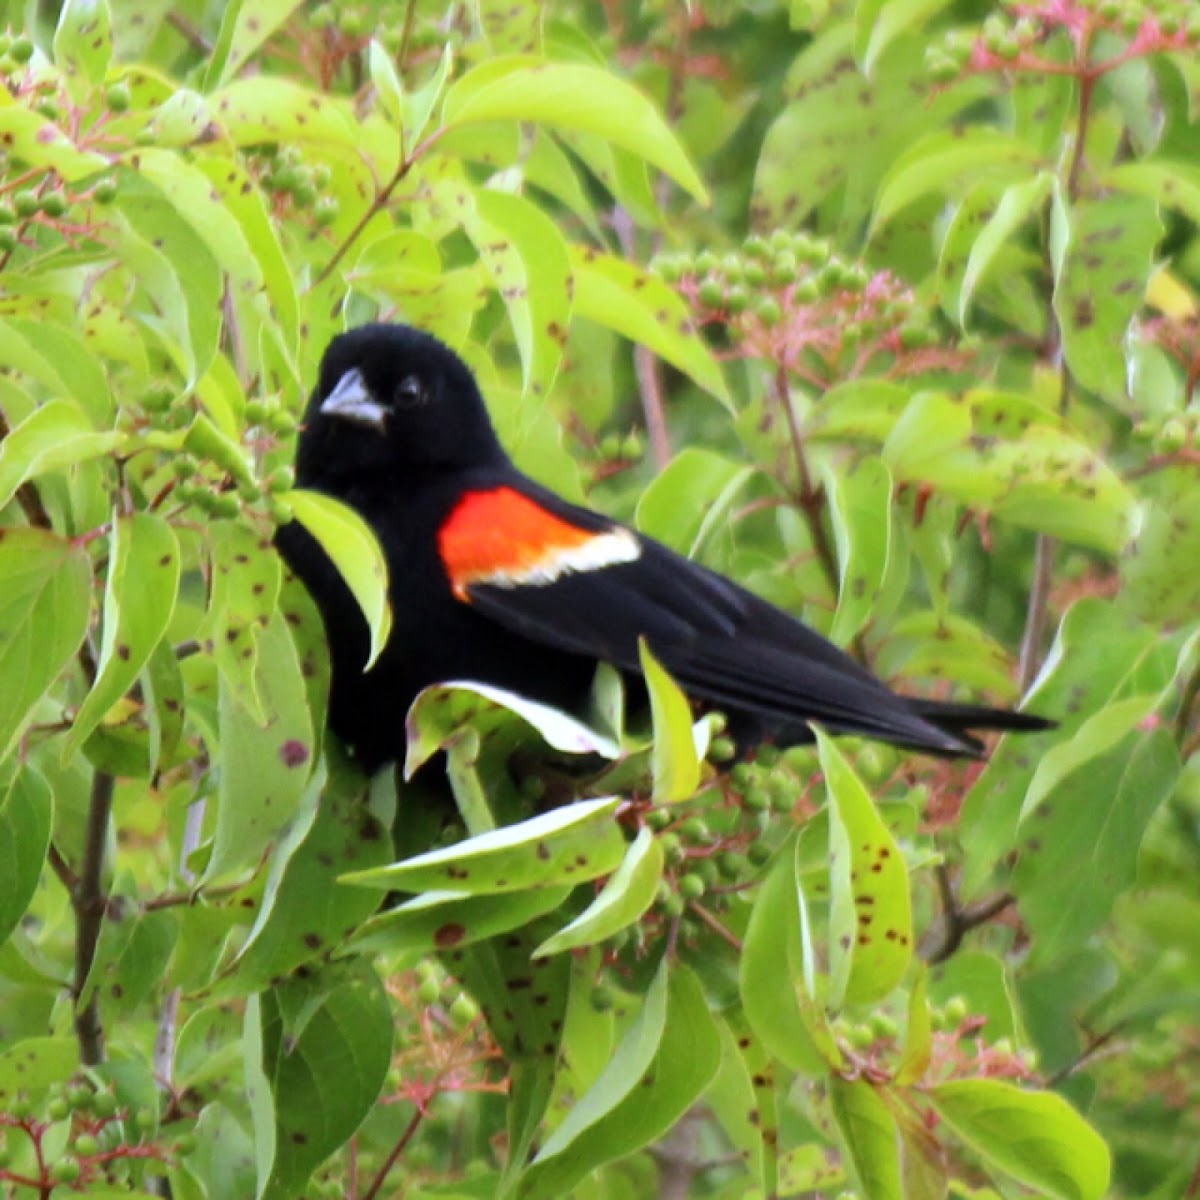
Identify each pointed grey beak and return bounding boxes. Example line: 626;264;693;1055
319;368;388;430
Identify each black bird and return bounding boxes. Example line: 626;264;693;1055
274;323;1050;774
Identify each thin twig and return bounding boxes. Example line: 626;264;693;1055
73;770;115;1066
362;1106;426;1200
921;862;1015;965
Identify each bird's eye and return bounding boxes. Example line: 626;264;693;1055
393;375;426;407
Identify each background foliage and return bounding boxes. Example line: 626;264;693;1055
0;0;1198;1196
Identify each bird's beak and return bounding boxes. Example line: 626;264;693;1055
319;368;388;431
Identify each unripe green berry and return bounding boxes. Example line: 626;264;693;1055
755;296;784;327
677;872;706;899
47;1097;71;1121
943;995;968;1025
747;841;772;866
743;234;769;258
267;408;298;434
243;399;269;424
134;1106;157;1132
708;735;736;762
726;285;749;313
743;786;770;811
449;993;477;1027
0;202;15;224
39;191;67;217
717;850;748;879
744;261;767;286
175;1132;197;1155
1157;416;1187;453
620;432;643;460
36;99;59;120
311;3;336;28
52;1159;82;1183
698;278;725;307
211;492;241;519
0;227;17;252
417;977;440;1005
646;807;672;831
293;181;318;208
92;1091;118;1118
74;1133;100;1156
67;1084;94;1111
313;196;340;227
266;466;295;493
92;178;117;204
14;189;40;217
10;36;34;63
590;983;615;1012
659;832;685;863
660;892;686;918
793;277;820;303
312;164;332;188
106;82;132;112
269;498;294;524
654;255;682;283
695;250;718;273
678;816;710;842
770;250;797;284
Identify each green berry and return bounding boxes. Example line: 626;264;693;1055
417;977;440;1005
747;841;772;866
590;984;615;1012
793;277;820;303
717;850;748;879
311;3;336;29
267;408;298;434
74;1133;100;1156
40;191;66;217
92;1092;118;1118
243;399;269;424
659;832;685;863
313;196;340;228
266;466;295;493
47;1097;71;1121
654;254;682;283
67;1084;94;1111
106;82;132;112
943;995;968;1025
269;498;294;525
174;1132;197;1155
92;178;118;204
695;250;718;273
743;235;769;258
311;164;332;188
754;297;782;326
134;1106;157;1132
698;278;725;307
1157;417;1187;453
211;492;241;519
744;261;767;286
0;228;17;252
743;786;770;811
726;285;749;314
449;993;477;1028
14;190;40;217
0;202;15;224
677;872;706;899
678;817;710;842
293;181;318;208
661;892;686;919
10;36;33;63
770;251;797;284
708;735;736;762
646;808;672;831
36;99;59;120
51;1158;82;1183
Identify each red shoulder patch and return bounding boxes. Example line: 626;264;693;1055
438;487;639;600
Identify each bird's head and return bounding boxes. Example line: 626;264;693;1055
296;323;506;487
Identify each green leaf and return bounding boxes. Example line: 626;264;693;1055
66;513;180;759
1123;467;1200;624
464;187;571;398
53;0;112;93
927;1079;1110;1200
230;767;392;989
1051;193;1162;408
207;520;282;723
207;0;304;87
404;680;620;779
1013;727;1179;962
825;456;892;646
534;826;664;956
286;489;392;671
208;609;317;881
0;1037;79;1102
0;765;52;948
873;129;1044;233
895;967;932;1085
367;39;404;127
403;44;453;150
0;400;123;513
570;248;731;406
443;57;708;203
818;729;913;1007
958;171;1054;326
351;884;571;956
635;447;756;557
1103;160;1200;228
0;529;92;764
525;962;721;1198
639;638;701;803
828;1076;903;1200
344;796;624;894
210;77;361;148
739;842;831;1074
259;965;393;1200
858;0;953;77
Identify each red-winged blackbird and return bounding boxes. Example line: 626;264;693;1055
274;323;1051;773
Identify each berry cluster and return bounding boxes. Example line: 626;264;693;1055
656;232;948;388
925;0;1200;84
248;145;339;228
0;1080;181;1193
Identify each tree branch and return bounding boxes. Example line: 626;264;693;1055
73;769;115;1066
